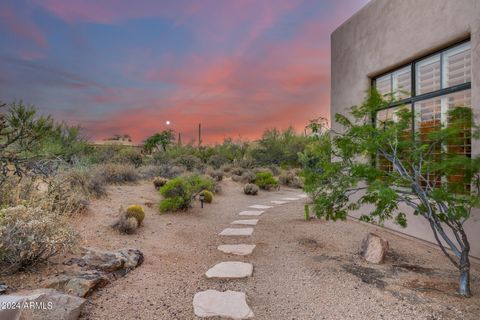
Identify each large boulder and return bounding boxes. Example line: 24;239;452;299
77;247;144;276
45;271;110;297
359;233;389;264
0;288;85;320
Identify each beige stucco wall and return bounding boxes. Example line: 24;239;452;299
331;0;480;258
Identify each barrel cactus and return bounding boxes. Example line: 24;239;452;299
125;205;145;226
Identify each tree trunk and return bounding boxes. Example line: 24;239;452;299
459;266;471;297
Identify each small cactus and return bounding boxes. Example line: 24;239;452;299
153;177;169;190
200;190;214;203
304;204;310;221
125;205;145;226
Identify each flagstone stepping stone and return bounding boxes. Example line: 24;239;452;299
231;219;258;226
193;290;254;319
281;197;300;201
217;244;256;256
249;204;273;209
219;228;254;236
297;194;308;198
271;200;288;205
205;262;253;279
239;210;264;216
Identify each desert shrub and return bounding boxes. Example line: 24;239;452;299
153;176;169;189
46;179;90;214
268;165;281;176
125;205;145;226
113;210;137;235
254;172;278;190
279;170;304;189
137;164;185;180
220;163;233;173
159;174;214;212
0;177;37;207
0;205;76;275
94;163;139;184
59;166;107;199
253;167;273;175
243;183;259;195
112;148;143;168
241;171;255;183
234;158;256;169
172;155;203;171
207;169;223;182
207;154;228;169
200;190;214;203
231;167;245;176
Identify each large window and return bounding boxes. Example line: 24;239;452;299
373;40;472;189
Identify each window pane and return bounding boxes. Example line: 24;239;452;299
443;42;471;88
375;74;391;97
392;67;411;99
416;54;441;95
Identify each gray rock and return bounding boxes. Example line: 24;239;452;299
45;271;110;297
217;244;256;256
0;288;85;320
79;247;144;275
0;283;7;295
205;262;253;279
219;228;254;236
359;233;389;264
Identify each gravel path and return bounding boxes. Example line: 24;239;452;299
6;179;478;319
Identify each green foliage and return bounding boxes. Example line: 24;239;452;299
249;127;311;167
302;88;478;296
200;190;214;203
172;154;203;171
125;205;145;226
159;174;214;212
254;172;278;190
143;129;175;153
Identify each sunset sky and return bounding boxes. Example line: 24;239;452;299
0;0;368;144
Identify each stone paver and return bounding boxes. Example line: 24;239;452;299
271;200;288;205
249;204;273;209
219;228;254;236
193;290;254;319
205;262;253;279
217;244;256;256
297;194;308;198
239;210;264;216
231;219;258;226
281;197;300;201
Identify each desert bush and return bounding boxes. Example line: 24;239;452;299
268;165;281;176
254;172;278;190
241;171;255;183
59;166;107;199
172;155;203;171
159;174;214;212
125;205;145;226
0;205;76;275
243;183;259;195
279;170;304;189
0;177;37;207
231;167;245;176
112;148;143;168
220;163;233;173
233;158;256;169
113;210;138;235
153;176;169;189
200;190;214;203
207;154;228;169
253;167;273;175
94;163;139;184
207;168;223;182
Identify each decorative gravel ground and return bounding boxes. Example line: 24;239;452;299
3;179;480;319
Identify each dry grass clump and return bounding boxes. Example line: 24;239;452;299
207;168;223;182
113;214;138;234
138;164;186;179
279;169;304;188
0;205;77;275
244;183;259;195
93;163;139;184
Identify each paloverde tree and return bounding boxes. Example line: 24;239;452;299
301;89;479;297
143;129;175;153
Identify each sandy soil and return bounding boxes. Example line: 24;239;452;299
4;179;480;319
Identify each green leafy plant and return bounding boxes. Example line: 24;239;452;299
302;89;478;297
254;172;278;190
143;129;175;153
159;174;214;212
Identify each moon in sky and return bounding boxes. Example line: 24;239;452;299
166;121;171;125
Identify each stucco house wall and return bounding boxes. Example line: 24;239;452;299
330;0;480;258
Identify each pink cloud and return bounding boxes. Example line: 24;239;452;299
0;3;47;48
